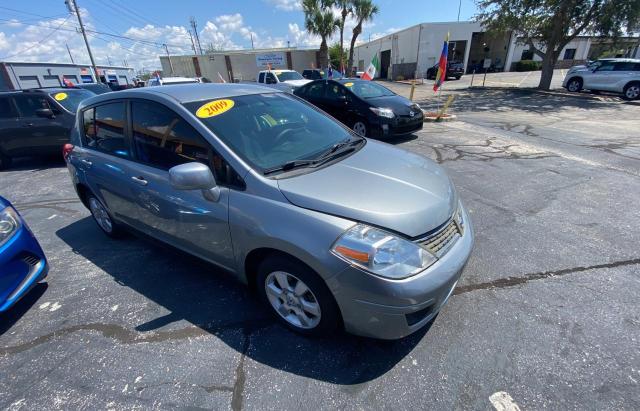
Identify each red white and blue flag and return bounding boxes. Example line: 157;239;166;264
433;33;449;92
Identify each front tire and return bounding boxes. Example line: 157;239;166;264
88;195;123;238
566;77;583;93
257;255;340;337
352;120;368;137
623;82;640;100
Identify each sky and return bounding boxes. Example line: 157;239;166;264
0;0;479;71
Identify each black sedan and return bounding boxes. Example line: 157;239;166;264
426;62;464;80
293;79;423;139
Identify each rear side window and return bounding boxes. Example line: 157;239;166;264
13;95;52;117
326;83;347;100
82;102;129;158
0;97;17;119
131;100;243;187
306;83;325;98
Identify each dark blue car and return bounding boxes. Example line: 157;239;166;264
0;195;48;312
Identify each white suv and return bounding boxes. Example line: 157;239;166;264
563;58;640;100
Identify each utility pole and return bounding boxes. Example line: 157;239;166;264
163;44;174;75
190;16;203;55
65;43;75;64
250;33;254;49
188;31;197;55
107;55;112;66
66;0;100;82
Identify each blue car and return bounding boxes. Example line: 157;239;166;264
0;195;48;312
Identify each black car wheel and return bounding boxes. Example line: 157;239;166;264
0;152;11;170
352;120;368;137
455;75;461;80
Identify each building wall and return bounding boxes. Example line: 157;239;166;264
160;49;318;82
509;38;591;65
0;62;134;90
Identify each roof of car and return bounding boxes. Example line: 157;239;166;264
79;83;281;107
597;58;640;62
0;87;86;95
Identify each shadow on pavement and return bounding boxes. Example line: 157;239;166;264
0;283;48;336
0;156;65;173
56;217;430;385
417;88;623;114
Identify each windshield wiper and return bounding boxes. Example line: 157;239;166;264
315;138;364;162
263;159;317;175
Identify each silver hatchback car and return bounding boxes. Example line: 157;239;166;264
64;84;473;340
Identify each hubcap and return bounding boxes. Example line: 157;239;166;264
626;86;639;99
265;271;321;329
89;197;113;233
353;122;367;136
568;81;580;92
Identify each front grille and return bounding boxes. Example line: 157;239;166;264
418;211;464;257
22;254;40;267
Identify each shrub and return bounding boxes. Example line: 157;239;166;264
514;60;542;72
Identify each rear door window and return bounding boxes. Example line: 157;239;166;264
258;72;265;83
306;82;325;98
0;97;17;119
82;102;129;158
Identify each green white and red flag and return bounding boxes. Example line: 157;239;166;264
361;54;380;80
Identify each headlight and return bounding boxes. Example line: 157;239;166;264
0;206;22;247
331;224;436;279
369;107;395;119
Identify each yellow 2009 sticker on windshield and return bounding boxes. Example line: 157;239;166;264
54;92;68;101
196;99;235;118
344;82;354;87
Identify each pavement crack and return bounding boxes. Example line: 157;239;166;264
231;327;251;411
454;258;640;295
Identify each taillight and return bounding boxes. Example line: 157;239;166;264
62;143;74;161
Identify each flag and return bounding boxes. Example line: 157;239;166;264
433;33;449;92
217;72;226;83
63;78;74;87
361;54;379;80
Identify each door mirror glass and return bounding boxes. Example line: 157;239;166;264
35;108;54;118
169;162;216;190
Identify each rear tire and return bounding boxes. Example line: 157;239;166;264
0;153;11;170
566;77;583;93
256;255;340;337
623;82;640;101
87;194;123;238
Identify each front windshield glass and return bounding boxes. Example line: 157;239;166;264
346;81;395;98
183;93;356;171
275;71;304;81
49;89;96;112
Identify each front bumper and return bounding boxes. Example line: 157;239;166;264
369;115;424;139
327;204;474;339
0;219;48;312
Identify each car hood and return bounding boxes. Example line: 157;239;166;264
277;140;457;238
365;95;418;115
282;79;312;87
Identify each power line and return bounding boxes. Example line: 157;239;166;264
0;14;74;60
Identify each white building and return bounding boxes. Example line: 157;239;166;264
353;21;638;79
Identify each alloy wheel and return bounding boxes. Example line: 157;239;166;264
89;197;113;233
567;80;581;92
353;121;367;137
264;271;321;329
625;85;639;100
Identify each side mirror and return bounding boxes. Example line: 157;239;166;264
36;108;55;119
168;162;220;202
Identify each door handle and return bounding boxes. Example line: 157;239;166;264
131;176;148;186
80;159;92;166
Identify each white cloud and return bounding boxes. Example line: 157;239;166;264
288;23;320;47
264;0;302;11
0;33;9;51
6;19;22;28
215;14;245;32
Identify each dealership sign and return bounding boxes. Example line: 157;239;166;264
256;52;285;68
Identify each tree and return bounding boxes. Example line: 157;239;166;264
347;0;379;75
303;0;339;67
331;0;354;71
329;42;349;68
476;0;640;90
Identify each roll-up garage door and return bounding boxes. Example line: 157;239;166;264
18;75;40;89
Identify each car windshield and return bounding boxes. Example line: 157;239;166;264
49;89;96;112
346;81;395;98
183;93;356;172
275;71;304;81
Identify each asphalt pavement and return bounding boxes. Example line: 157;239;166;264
0;86;639;410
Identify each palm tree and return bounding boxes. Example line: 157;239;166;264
331;0;353;72
303;0;339;68
347;0;379;75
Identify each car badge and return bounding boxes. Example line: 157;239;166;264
409;111;415;117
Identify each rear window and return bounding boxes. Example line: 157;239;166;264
82;102;129;158
50;89;96;113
